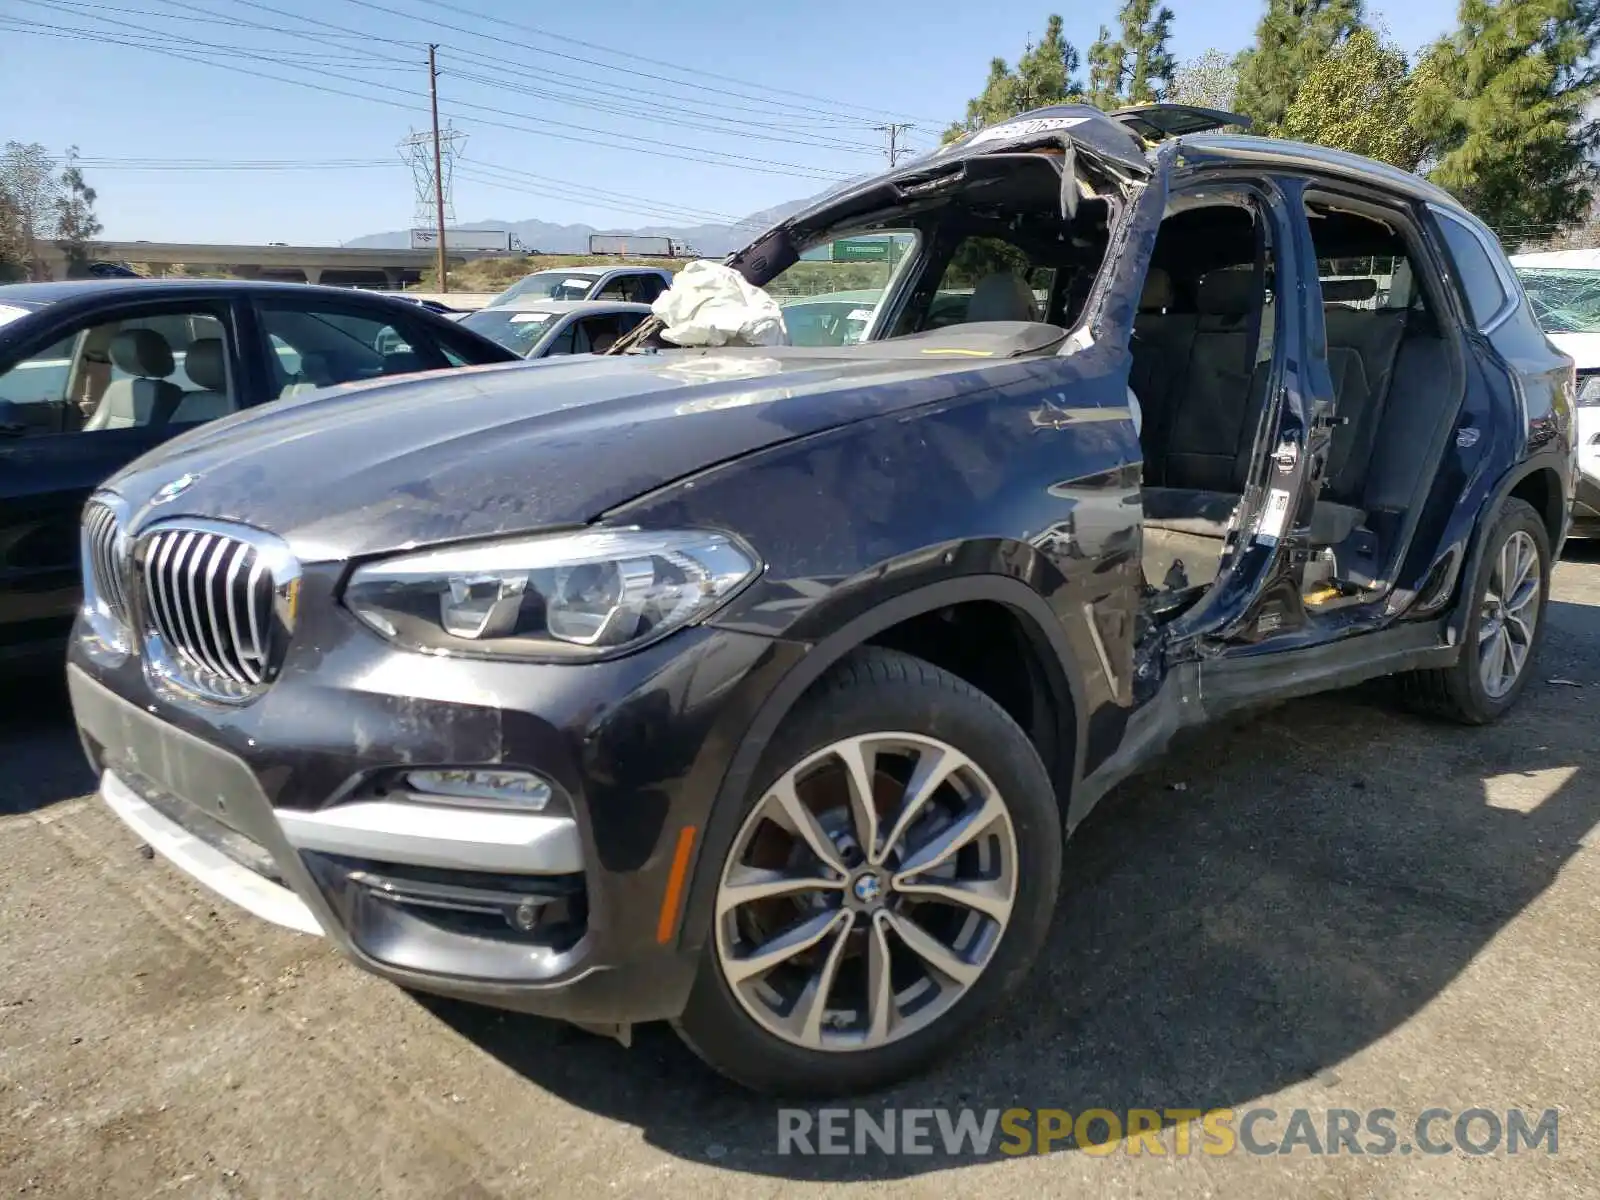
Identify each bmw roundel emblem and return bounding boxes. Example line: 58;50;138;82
152;472;199;504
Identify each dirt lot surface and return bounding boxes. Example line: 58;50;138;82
3;549;1599;1199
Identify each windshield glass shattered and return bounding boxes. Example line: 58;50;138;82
1515;268;1600;334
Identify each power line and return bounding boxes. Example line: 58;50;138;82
1;13;411;70
63;157;402;170
144;0;884;136
54;0;888;159
438;66;878;156
453;160;767;228
3;12;848;181
431;48;881;130
450;168;763;231
334;0;937;126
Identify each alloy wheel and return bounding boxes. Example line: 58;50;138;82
714;733;1018;1052
1477;528;1541;700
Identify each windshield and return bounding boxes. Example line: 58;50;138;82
764;233;917;346
489;271;598;307
1515;268;1600;334
460;309;558;354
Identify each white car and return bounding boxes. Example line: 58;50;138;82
1512;248;1600;537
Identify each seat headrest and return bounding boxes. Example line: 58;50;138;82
1139;267;1174;312
1321;277;1378;304
184;338;227;391
1197;270;1257;316
966;272;1040;323
108;329;174;379
1385;259;1417;309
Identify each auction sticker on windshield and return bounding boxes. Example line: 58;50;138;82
964;115;1090;149
0;303;32;328
511;312;554;323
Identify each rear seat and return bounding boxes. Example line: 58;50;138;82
1129;268;1195;458
1139;270;1270;588
1140;269;1420;590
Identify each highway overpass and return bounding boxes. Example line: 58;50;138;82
37;240;484;287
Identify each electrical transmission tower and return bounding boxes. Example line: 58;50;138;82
399;123;464;233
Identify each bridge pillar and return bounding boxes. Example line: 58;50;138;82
384;268;405;290
302;266;323;285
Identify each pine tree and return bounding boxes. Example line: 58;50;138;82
1410;0;1600;238
1280;28;1424;167
1234;0;1367;132
1086;24;1127;109
1121;0;1178;105
943;15;1086;143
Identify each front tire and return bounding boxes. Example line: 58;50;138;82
1399;497;1551;724
673;647;1062;1096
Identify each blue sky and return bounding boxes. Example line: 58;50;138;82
0;0;1466;244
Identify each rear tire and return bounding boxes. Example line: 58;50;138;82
1398;497;1551;724
673;647;1062;1096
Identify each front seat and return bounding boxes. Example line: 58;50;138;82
83;329;182;431
965;272;1040;323
169;337;235;423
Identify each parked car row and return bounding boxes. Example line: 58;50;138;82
0;280;522;664
8;103;1585;1098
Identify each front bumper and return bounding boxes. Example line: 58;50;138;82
69;600;804;1026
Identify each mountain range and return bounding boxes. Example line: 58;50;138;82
346;194;825;257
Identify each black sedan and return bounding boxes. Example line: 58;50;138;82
0;278;520;665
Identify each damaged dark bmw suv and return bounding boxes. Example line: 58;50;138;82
68;104;1576;1095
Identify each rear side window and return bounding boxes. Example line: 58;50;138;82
1435;213;1509;330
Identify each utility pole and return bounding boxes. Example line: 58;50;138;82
427;43;448;293
874;123;913;168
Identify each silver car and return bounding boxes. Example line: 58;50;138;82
484;266;672;308
457;300;654;358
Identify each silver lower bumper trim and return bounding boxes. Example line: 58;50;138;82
276;800;582;875
101;770;322;936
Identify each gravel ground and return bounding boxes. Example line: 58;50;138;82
3;547;1598;1199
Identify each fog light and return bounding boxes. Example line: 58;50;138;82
402;768;555;811
510;900;542;931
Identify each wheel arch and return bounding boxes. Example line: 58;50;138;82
1445;455;1565;646
675;574;1088;951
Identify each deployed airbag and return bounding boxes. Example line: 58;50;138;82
652;260;787;347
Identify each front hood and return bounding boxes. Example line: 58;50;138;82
107;351;995;561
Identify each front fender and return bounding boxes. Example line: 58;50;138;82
671;571;1093;956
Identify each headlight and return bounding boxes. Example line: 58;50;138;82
344;527;760;660
1578;372;1600;407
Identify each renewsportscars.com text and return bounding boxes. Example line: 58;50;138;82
776;1107;1560;1158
